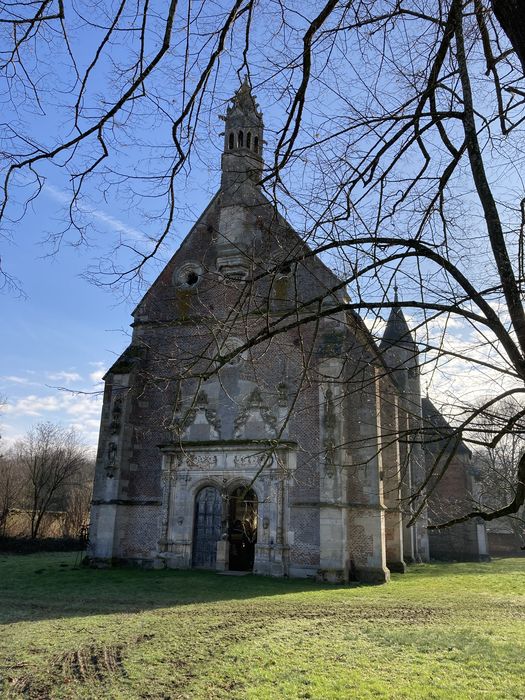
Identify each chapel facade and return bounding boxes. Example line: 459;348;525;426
88;81;486;583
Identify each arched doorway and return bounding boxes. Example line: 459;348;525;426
228;486;258;571
192;486;222;569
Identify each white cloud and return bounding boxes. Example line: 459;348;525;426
4;394;62;416
362;306;521;420
47;371;82;384
88;362;106;385
45;183;146;242
7;391;101;418
1;359;108;448
1;375;34;385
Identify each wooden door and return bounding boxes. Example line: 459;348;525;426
192;486;222;569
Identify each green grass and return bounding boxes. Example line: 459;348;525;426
0;554;524;699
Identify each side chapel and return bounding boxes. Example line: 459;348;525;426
88;80;487;582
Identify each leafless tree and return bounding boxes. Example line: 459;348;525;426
14;422;88;539
2;0;525;528
61;459;94;538
0;452;21;537
471;399;525;542
0;397;16;536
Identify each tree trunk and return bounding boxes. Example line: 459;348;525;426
492;0;525;73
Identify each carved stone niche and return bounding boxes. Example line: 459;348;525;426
110;397;123;434
171;390;221;440
105;441;118;478
323;386;337;477
233;388;278;439
216;252;250;280
216;337;247;369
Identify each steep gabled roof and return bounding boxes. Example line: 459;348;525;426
379;295;416;351
422;397;471;457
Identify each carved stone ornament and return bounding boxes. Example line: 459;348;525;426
216;337;247;368
277;382;288;407
233;388;278;438
171;389;221;439
107;441;117;465
105;441;118;478
110;397;122;434
159;462;172;545
173;261;203;289
233;454;266;469
183;453;218;470
323;387;337;477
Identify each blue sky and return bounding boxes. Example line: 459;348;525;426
1;182;137;449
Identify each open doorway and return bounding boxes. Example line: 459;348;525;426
228;485;258;571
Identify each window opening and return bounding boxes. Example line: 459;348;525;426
238;130;244;147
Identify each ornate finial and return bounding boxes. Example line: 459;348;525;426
226;76;263;120
393;284;399;304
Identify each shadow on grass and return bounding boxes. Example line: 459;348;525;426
2;552;524;626
0;551;349;625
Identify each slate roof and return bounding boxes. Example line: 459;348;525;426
379;300;416;351
422;397;471;457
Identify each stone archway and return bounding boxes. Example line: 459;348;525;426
228;485;258;571
192;485;222;569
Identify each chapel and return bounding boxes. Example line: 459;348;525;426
88;80;487;582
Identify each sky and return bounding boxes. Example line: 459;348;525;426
0;104;517;452
1;184;141;450
0;157;216;451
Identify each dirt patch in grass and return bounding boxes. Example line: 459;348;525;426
59;643;127;683
7;640;135;698
8;670;51;699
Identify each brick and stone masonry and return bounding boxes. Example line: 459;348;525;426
88;79;488;582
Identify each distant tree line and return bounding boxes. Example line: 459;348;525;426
473;400;525;545
0;422;94;542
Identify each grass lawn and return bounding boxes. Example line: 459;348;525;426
0;554;524;699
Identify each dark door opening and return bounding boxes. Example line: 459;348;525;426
228;486;258;571
192;486;222;569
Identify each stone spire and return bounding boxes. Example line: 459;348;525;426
380;294;417;354
220;77;264;191
379;290;420;392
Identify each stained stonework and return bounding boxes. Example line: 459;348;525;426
87;82;487;581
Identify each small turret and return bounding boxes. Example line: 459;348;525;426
220;77;264;192
379;288;419;391
380;288;429;564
